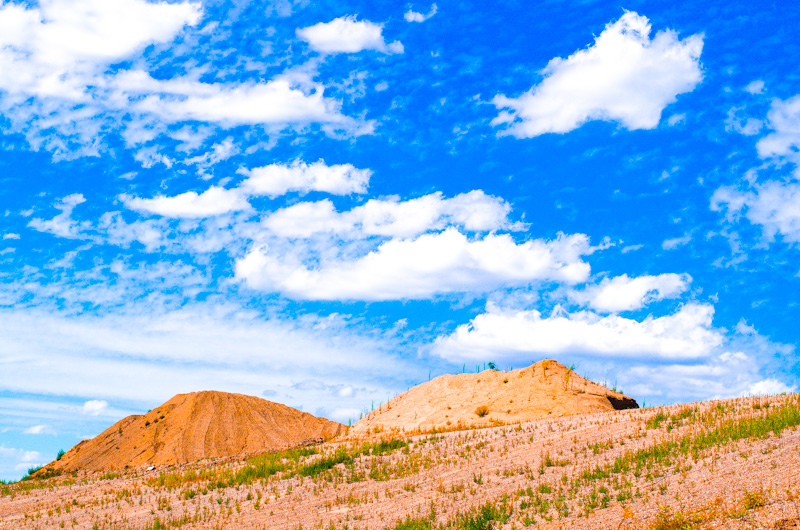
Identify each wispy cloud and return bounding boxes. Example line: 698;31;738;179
404;4;437;23
23;424;56;435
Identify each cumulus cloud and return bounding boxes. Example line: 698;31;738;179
239;159;372;197
712;181;800;243
0;0;201;100
81;400;109;416
235;230;591;300
262;190;521;238
296;16;403;54
571;273;691;312
433;303;722;362
123;187;250;218
405;4;437;23
492;11;703;137
746;378;795;396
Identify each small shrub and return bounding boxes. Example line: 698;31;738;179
651;506;701;530
742;489;766;510
56;449;65;461
475;406;489;418
20;466;42;481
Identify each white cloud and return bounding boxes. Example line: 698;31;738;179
725;106;763;136
662;232;692;250
621;244;643;253
236;229;591;300
0;305;410;425
756;95;800;168
23;424;56;435
0;0;201;99
712;181;800;243
111;70;372;134
330;408;361;424
667;113;686;126
262;190;521;238
0;446;42;481
123;186;250;218
2;233;19;240
113;70;363;131
296;16;403;54
183;137;239;173
571;273;690;312
746;378;795;396
433;303;722;362
744;80;765;95
28;194;89;238
492;11;703;137
404;4;437;23
81;400;109;416
712;95;800;244
0;0;371;159
623;348;782;403
239;159;372;197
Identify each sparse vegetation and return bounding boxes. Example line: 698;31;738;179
475;406;489;417
3;393;797;529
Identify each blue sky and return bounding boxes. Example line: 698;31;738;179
1;0;799;481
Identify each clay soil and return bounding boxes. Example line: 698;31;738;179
3;393;800;529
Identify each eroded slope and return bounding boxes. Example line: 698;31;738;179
48;391;343;472
349;359;637;435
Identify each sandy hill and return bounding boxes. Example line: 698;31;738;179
349;360;637;435
48;391;344;472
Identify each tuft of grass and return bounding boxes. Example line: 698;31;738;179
475;406;489;418
651;506;702;530
391;500;510;529
646;411;668;429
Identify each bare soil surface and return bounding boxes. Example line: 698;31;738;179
349;360;638;436
47;391;344;472
3;393;800;529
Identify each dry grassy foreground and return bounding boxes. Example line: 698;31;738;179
3;394;800;529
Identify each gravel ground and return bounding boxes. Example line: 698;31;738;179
3;394;800;529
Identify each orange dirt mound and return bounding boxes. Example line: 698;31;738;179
49;391;344;472
349;359;637;435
